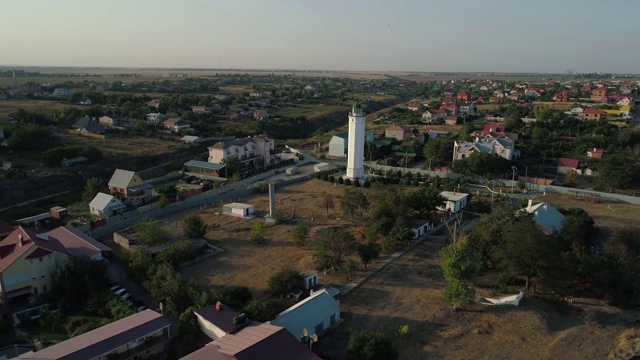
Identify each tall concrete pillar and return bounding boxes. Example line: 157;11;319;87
269;183;276;217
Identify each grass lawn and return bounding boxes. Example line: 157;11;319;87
0;100;83;120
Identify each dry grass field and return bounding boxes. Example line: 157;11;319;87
0;99;81;120
158;178;640;359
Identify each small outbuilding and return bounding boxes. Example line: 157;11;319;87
438;191;469;213
286;167;299;176
223;203;255;218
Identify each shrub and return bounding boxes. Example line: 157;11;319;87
395;325;410;339
344;178;352;186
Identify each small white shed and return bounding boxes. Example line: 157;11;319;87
223;203;255;218
438;191;469;213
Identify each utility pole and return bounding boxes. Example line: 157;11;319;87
511;166;517;193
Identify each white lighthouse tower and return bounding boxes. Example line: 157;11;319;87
346;102;365;179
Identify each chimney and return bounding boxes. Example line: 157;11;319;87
215;301;223;311
527;199;533;211
18;234;23;246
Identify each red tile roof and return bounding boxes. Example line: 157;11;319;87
583;108;606;115
181;323;321;360
558;158;579;168
386;124;410;132
0;227;69;271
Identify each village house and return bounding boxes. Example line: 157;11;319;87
385;124;411;141
617;96;633;106
328;131;374;158
253;109;269;120
553;91;569;102
163;117;191;132
98;115;124;127
269;289;342;338
21;310;171;360
147;99;161;108
458;101;476;114
52;88;70;97
422;109;447;123
0;226;111;312
557;158;581;175
437;191;469;213
520;200;565;235
445;116;458;125
192;106;210;114
582;108;606;121
453;135;520;161
456;90;470;102
89;192;127;219
591;87;609;100
407;102;423;111
208;136;276;168
586;148;604;159
107;169;153;205
146;112;166;123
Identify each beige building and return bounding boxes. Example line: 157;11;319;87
208;136;275;168
0;226;110;312
385;124;410;141
453;135;520;161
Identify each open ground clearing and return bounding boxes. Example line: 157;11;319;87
161;177;640;359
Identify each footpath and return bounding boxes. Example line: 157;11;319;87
338;213;476;296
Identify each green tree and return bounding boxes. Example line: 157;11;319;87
423;137;454;166
240;299;282;322
340;187;370;218
357;243;379;269
292;221;310;247
250;222;266;244
143;263;195;315
406;186;446;217
127;248;154;283
381;219;415;254
133;218;169;245
157;240;194;267
596;155;638;191
83;177;106;203
563;170;579;187
52;257;110;311
107;298;135;320
315;227;357;269
267;269;302;297
346;331;399;360
493;220;563;291
440;237;479;309
183;213;207;239
221;156;242;178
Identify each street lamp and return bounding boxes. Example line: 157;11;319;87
511;166;518;193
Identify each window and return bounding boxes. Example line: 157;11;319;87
43;285;47;293
39;257;43;263
33;287;38;295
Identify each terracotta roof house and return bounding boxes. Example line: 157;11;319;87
553;91;569;102
586;148;604;159
107;169;152;205
407;102;423;111
557;158;581;175
21;310;171;360
591;87;609;99
582;108;606;121
444;116;458;125
180;322;321;360
0;226;110;312
147;99;161;108
456;91;470;102
520;200;566;235
98;115;124;127
163;118;191;132
253;109;269;120
385;124;410;141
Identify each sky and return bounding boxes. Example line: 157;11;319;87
1;0;639;73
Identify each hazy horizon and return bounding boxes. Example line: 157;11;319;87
2;0;639;73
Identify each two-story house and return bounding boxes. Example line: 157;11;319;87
582;108;606;121
163;118;190;132
208;136;276;169
146;113;166;123
0;226;111;312
253;109;269;120
385;124;410;141
107;169;153;205
453;135;520;161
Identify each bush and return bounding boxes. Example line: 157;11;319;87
347;331;399;360
338;177;344;184
255;181;269;193
267;269;303;297
363;178;371;188
395;325;410;339
250;223;266;244
344;178;352;186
